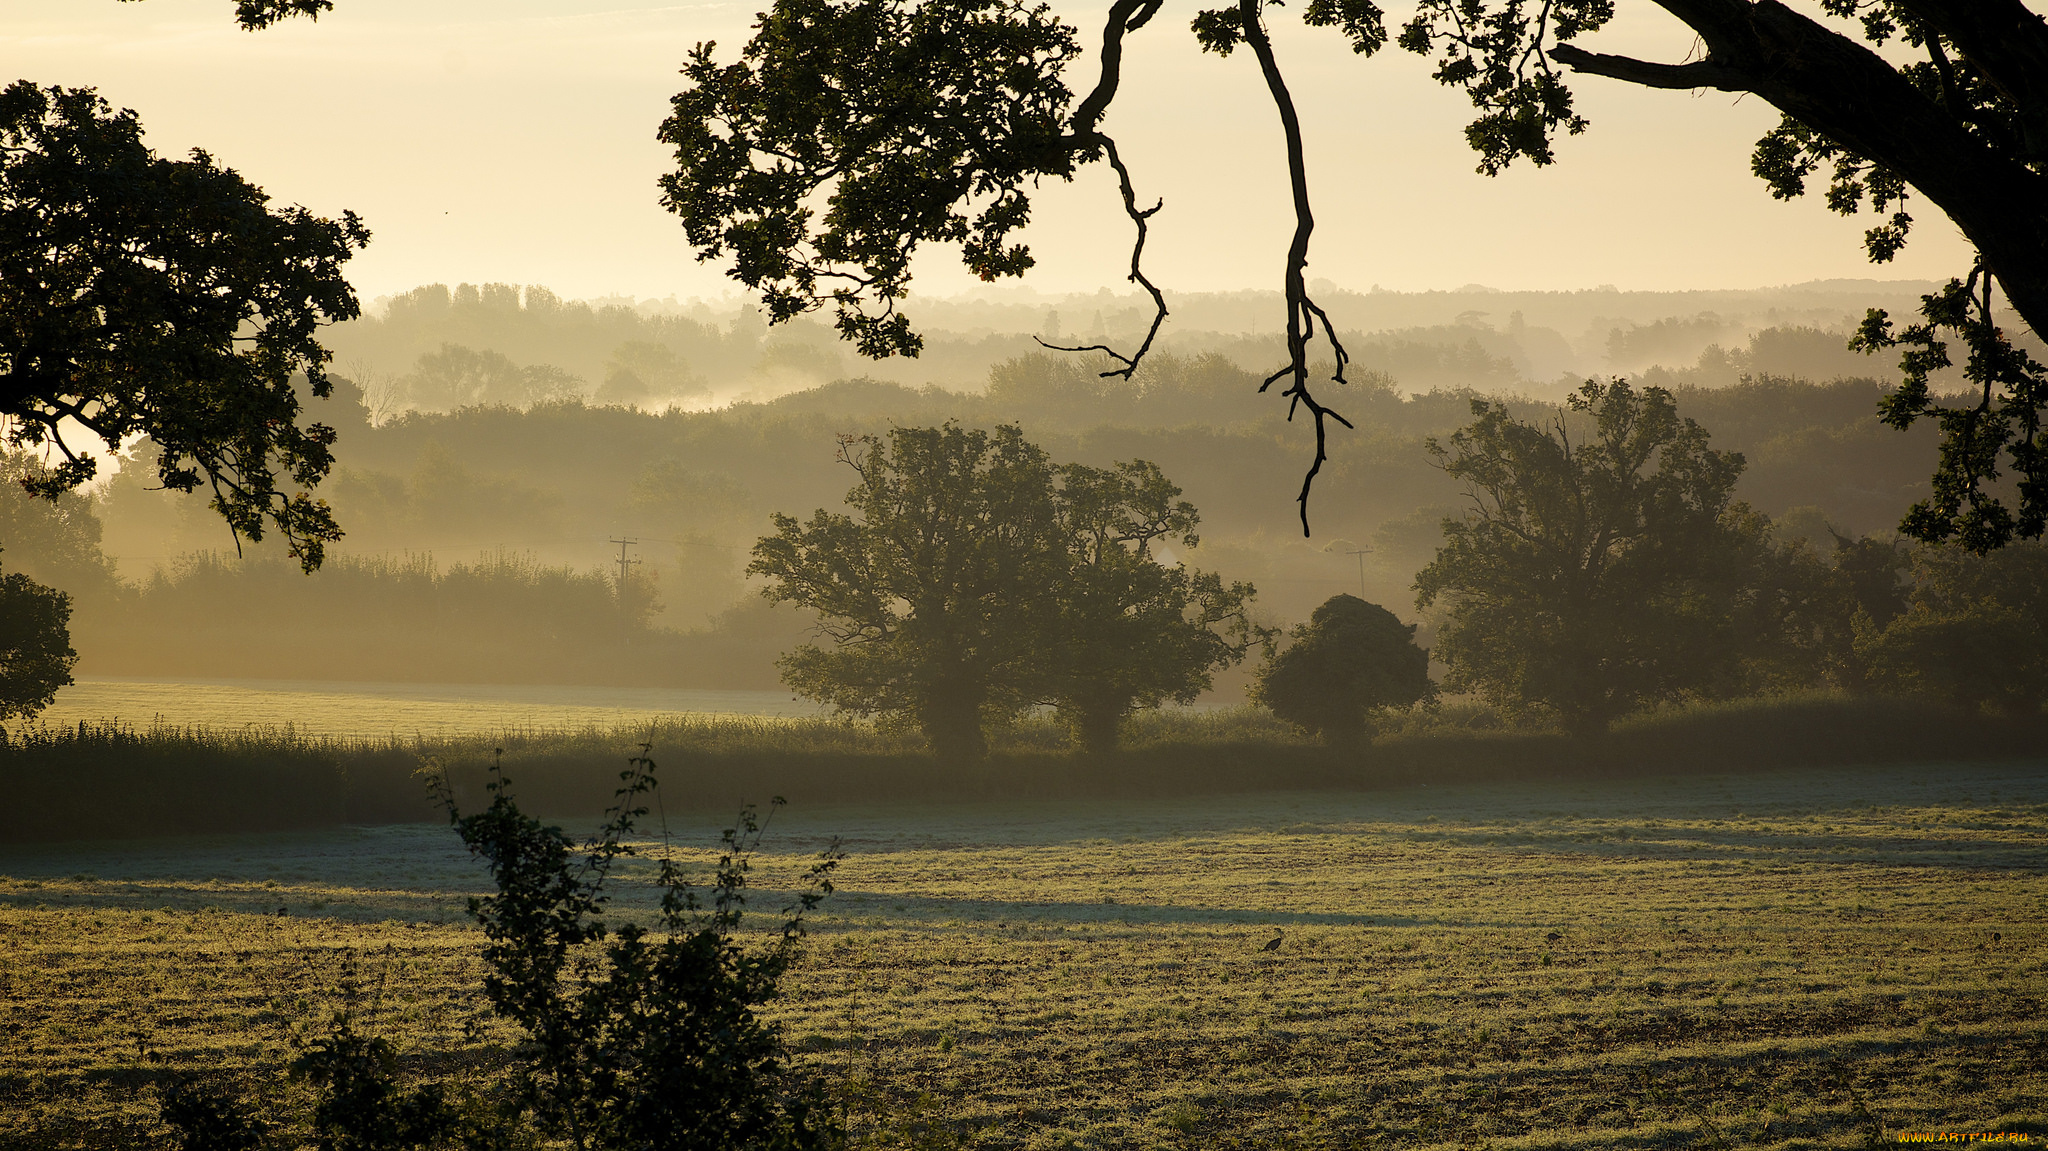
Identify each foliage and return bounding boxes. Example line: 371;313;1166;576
0;451;121;601
287;1019;492;1150
1251;594;1431;743
1394;0;1612;174
159;750;847;1149
1856;539;2048;714
0;548;75;727
750;424;1263;759
1042;460;1271;752
659;0;1083;360
158;1079;270;1151
439;752;843;1149
1860;270;2048;551
751;424;1064;763
0;82;368;569
1415;380;1772;735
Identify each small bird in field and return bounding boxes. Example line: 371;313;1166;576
1260;930;1283;952
1545;931;1563;945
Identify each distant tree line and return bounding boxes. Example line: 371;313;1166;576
7;365;2045;733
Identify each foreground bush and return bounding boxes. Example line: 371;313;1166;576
160;748;846;1150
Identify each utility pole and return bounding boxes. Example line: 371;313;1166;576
609;537;640;620
1345;546;1372;599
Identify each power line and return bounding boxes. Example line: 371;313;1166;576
1344;546;1373;598
609;537;641;610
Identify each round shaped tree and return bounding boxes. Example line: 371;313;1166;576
0;554;76;727
1252;595;1431;742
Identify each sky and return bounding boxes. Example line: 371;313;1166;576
4;0;1984;305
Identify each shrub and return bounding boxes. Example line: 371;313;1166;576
158;747;846;1150
1251;595;1431;743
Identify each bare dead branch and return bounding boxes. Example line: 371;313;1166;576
1237;0;1354;536
1036;0;1171;381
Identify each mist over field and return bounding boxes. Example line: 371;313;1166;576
12;276;2026;704
10;0;2048;1143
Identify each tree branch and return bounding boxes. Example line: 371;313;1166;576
1237;0;1354;536
1039;0;1171;379
1548;0;2048;350
1034;135;1168;379
1892;0;2048;160
1546;44;1746;92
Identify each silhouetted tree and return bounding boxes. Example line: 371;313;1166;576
750;425;1064;763
1251;594;1431;744
0;452;120;603
0;81;367;569
0;548;75;727
1415;381;1770;735
750;425;1262;759
1043;461;1270;753
1855;540;2048;713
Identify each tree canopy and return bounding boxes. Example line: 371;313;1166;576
1415;380;1771;734
0;81;367;570
751;424;1065;763
1041;460;1269;752
748;424;1262;760
1251;594;1432;743
0;548;75;727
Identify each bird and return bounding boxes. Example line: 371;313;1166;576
1545;931;1563;945
1260;930;1283;953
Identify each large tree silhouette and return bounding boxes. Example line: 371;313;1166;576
0;81;367;569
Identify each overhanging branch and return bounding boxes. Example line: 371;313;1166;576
1238;0;1354;537
1546;44;1745;91
1039;0;1171;380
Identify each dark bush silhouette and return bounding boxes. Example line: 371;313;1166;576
434;751;844;1149
0;548;75;726
158;748;845;1150
1251;595;1430;743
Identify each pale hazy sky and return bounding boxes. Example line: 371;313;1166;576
5;0;1984;304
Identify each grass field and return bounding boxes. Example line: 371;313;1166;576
3;758;2044;1148
35;677;823;738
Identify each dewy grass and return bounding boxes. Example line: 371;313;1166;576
3;694;2044;842
0;761;2042;1147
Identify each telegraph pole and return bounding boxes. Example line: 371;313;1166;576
609;537;640;620
1345;546;1372;598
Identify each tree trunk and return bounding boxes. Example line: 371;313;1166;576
917;678;989;765
1551;0;2048;342
1064;700;1129;755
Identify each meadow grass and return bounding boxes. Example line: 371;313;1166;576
5;691;2045;843
1;759;2043;1148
